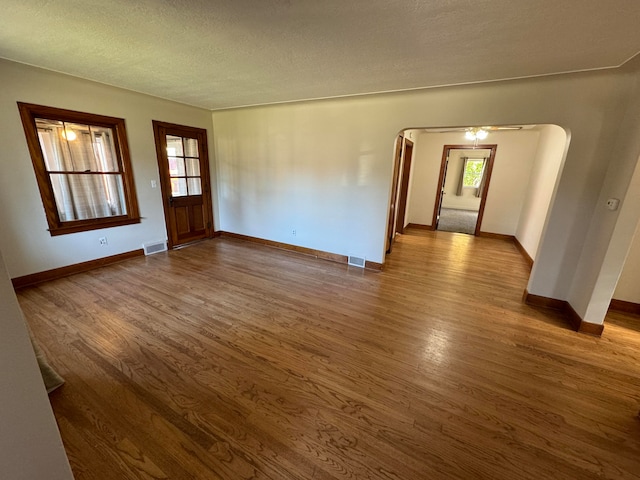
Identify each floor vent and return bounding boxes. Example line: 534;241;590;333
143;240;168;256
348;255;366;268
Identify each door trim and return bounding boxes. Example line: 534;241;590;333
386;135;404;253
431;144;497;235
395;139;414;235
152;121;214;249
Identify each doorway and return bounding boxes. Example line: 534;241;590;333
152;121;214;248
432;144;497;235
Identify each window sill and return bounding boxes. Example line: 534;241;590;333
48;217;141;236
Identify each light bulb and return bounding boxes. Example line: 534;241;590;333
465;131;476;140
476;129;488;140
61;129;77;141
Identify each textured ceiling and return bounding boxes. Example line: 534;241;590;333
1;0;640;110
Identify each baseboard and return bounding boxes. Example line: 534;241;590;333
523;290;565;310
12;249;145;290
608;299;640;315
406;223;433;230
212;231;222;238
220;232;383;271
477;231;514;241
513;237;534;269
523;290;604;336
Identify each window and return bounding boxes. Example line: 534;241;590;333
18;103;140;235
462;158;486;188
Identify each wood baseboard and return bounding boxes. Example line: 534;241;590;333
406;223;433;230
477;231;514;241
522;290;565;310
12;249;145;290
478;233;533;269
608;299;640;315
219;232;383;271
523;290;604;336
513;237;534;269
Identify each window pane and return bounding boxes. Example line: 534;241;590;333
166;135;183;156
35;118;119;173
168;157;185;177
463;159;485;187
187;178;202;195
90;126;120;172
185;158;200;177
49;173;126;221
171;178;188;197
183;138;199;157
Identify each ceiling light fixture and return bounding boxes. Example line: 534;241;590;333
465;128;489;141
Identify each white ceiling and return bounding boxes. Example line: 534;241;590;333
1;0;640;110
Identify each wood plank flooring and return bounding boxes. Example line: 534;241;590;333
17;228;640;479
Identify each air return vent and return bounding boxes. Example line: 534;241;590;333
143;240;167;256
348;255;366;268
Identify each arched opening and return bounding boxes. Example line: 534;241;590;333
385;124;568;275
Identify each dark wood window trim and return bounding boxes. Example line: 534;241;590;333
18;102;140;236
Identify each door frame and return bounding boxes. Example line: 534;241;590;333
386;135;404;253
152;120;214;248
395;138;414;235
431;144;497;235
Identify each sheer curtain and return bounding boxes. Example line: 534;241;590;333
37;123;125;221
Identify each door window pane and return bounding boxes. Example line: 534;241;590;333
171;178;188;197
185;158;200;177
168;157;185;177
166;135;183;156
183;138;199;157
187;178;202;195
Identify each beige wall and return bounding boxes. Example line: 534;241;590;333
0;59;216;278
0;248;73;479
516;125;568;260
614;226;640;303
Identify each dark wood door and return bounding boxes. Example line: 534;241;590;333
153;121;214;248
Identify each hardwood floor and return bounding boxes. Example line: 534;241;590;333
17;228;640;479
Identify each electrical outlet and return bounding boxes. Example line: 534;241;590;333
99;237;108;246
292;229;297;236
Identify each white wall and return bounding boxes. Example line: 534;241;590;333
405;131;540;235
0;248;74;479
613;224;640;303
515;125;568;260
0;59;216;278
